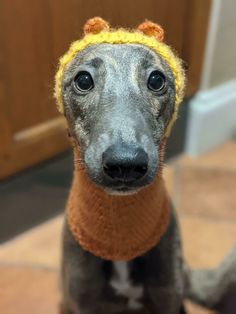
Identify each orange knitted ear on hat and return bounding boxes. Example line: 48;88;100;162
83;17;110;35
138;20;164;42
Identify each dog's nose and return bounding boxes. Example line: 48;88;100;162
102;145;148;182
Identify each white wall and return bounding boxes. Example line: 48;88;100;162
186;0;236;156
201;0;236;89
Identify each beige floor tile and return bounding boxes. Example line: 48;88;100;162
176;167;236;221
180;215;236;268
178;141;236;171
0;215;64;269
174;140;236;222
184;301;216;314
0;266;60;314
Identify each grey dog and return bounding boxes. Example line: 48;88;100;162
59;43;236;314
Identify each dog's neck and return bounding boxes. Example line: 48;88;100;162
66;147;170;261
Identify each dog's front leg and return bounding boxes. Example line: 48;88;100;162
144;206;185;314
61;221;105;314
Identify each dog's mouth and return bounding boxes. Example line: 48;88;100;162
104;185;141;196
101;174;154;195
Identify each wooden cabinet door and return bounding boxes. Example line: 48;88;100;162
0;0;211;179
0;0;68;179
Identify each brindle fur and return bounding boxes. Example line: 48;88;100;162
60;44;236;314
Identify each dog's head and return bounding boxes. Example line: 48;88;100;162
55;17;185;195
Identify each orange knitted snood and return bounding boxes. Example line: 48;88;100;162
67;148;170;261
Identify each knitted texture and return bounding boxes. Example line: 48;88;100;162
138;20;164;42
83;17;110;35
67;149;170;261
54;18;185;137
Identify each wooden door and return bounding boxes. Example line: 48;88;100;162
0;0;211;179
0;0;68;179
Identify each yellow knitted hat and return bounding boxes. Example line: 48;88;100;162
55;17;185;136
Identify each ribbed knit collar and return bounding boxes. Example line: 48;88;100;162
66;149;170;261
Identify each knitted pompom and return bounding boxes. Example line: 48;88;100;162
83;17;110;35
138;20;164;42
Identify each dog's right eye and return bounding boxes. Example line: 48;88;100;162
74;71;94;92
147;70;166;93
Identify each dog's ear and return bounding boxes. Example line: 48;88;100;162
83;17;110;35
138;20;164;42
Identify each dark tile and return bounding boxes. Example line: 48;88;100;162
165;99;189;160
0;152;73;243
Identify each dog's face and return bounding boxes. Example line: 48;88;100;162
62;44;175;194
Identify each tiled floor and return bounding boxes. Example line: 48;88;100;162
0;141;235;314
0;152;72;243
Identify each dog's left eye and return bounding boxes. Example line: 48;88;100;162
147;70;166;92
74;71;94;92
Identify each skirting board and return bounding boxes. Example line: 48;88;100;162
185;80;236;156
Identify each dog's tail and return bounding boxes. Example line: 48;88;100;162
184;246;236;313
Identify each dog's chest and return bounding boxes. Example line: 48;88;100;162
110;261;144;310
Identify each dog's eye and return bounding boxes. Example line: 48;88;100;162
147;70;166;92
74;71;94;92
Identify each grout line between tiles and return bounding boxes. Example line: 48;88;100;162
0;261;59;272
0;213;64;248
